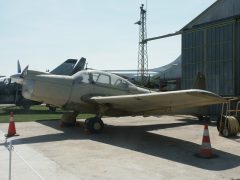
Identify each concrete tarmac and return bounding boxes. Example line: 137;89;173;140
0;115;239;180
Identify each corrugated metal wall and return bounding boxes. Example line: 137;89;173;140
182;30;204;90
182;20;236;97
236;20;240;96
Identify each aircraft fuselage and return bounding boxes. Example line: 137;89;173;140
22;70;151;114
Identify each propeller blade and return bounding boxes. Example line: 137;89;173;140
11;65;28;84
20;65;29;78
17;60;21;73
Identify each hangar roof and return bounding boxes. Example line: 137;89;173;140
182;0;240;30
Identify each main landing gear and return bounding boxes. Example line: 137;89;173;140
84;117;104;133
60;111;105;133
84;105;108;133
61;105;107;133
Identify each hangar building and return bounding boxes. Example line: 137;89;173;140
181;0;240;97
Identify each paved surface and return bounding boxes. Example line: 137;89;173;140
0;115;239;180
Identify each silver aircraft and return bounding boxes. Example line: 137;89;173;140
12;67;226;133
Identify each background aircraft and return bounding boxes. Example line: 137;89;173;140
104;55;181;90
12;67;226;133
0;58;86;110
0;60;23;106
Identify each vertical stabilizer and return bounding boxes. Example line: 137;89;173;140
72;57;86;75
192;72;206;90
50;58;86;76
50;59;78;75
192;72;208;118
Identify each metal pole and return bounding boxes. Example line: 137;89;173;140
141;31;182;43
8;141;12;180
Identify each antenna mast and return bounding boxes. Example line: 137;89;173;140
136;4;148;84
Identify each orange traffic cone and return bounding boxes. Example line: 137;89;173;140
195;124;217;158
5;112;19;137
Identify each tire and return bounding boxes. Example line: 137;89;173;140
198;115;210;122
85;117;104;133
49;107;56;112
22;104;30;111
222;128;229;137
198;115;204;121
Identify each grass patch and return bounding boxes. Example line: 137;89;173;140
0;105;94;123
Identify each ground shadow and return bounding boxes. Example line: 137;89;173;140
11;117;240;171
0;106;63;115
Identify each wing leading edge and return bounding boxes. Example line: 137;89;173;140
90;89;226;115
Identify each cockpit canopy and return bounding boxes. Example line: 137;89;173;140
73;70;136;89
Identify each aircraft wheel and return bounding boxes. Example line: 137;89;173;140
49;107;56;112
222;128;229;137
85;117;104;133
198;115;204;121
198;115;210;121
22;104;30;111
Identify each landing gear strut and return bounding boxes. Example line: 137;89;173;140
60;111;79;127
84;117;104;133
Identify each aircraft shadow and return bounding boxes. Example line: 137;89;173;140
12;117;240;171
0;106;63;115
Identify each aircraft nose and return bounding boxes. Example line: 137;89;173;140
10;73;23;84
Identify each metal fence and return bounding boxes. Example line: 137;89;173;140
0;137;45;180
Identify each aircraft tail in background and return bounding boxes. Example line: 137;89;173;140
192;72;208;119
50;58;86;75
192;72;206;90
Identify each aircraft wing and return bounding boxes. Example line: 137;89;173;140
90;89;226;114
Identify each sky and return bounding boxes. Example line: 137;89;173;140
0;0;216;76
